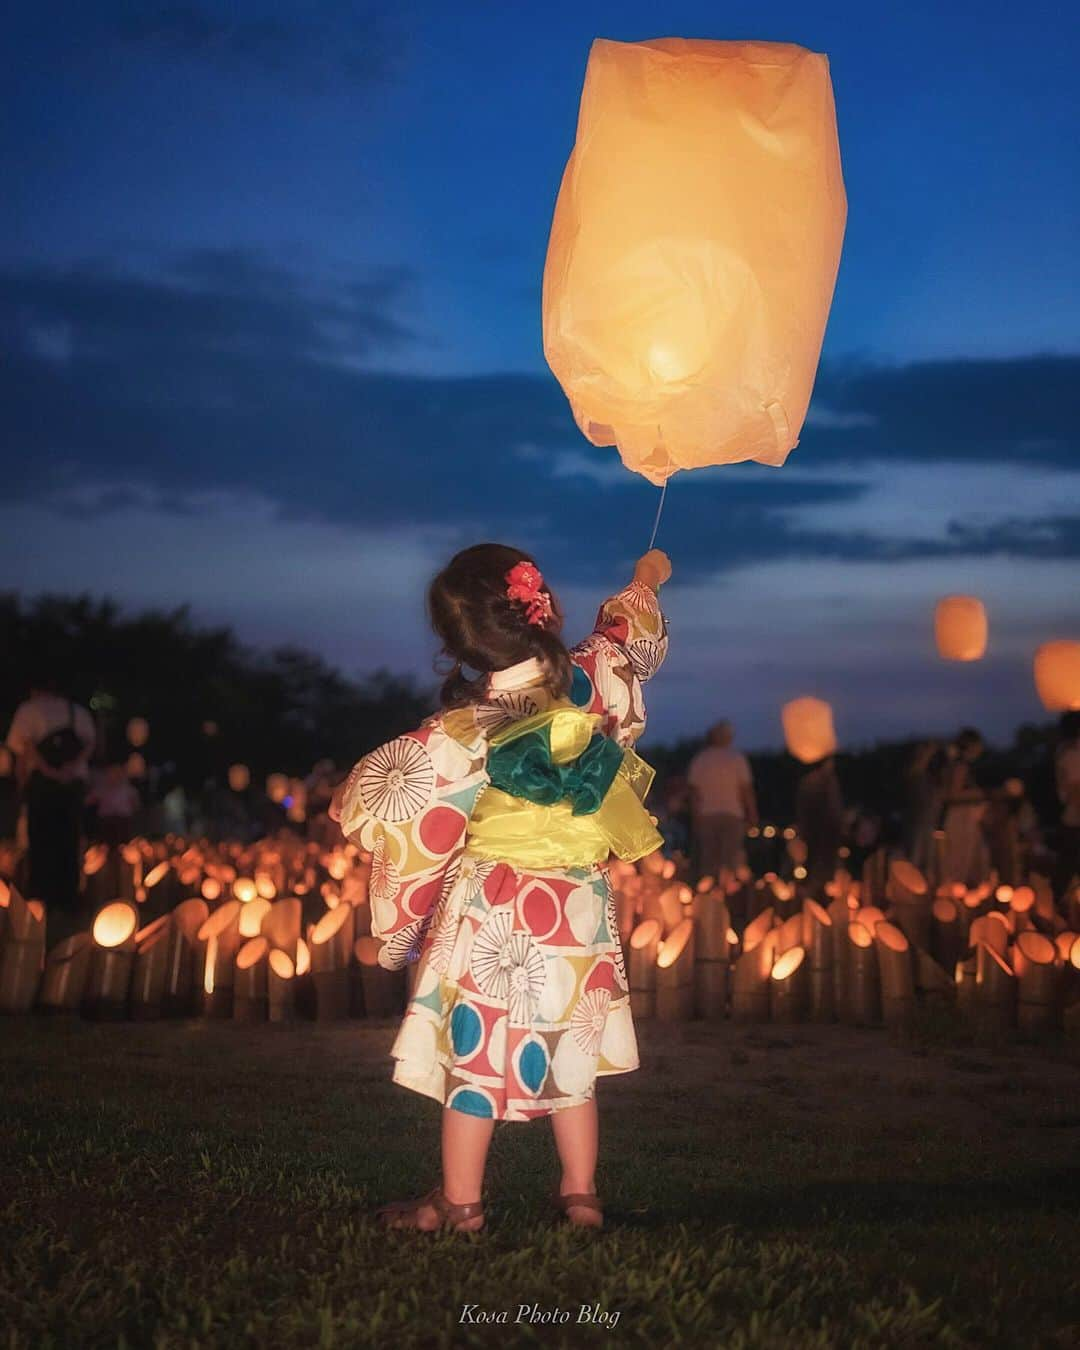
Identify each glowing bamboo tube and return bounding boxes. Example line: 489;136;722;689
974;942;1015;1031
82;843;111;909
628;918;661;1019
233;936;269;1023
853;906;885;935
874;921;915;1033
732;928;777;1023
955;954;977;1017
267;947;296;1022
769;945;807;1023
162;897;209;1016
85;900;139;1018
355;935;403;1018
1012;930;1059;1035
969;912;1009;957
802;899;834;1022
657;884;686;934
130;915;172;1020
639;873;666;929
931;897;963;972
39;933;92;1012
861;849;888;908
886;860;931;951
693;893;732;1019
656;918;695;1021
845;922;880;1026
1055;932;1078;963
261;897;302;960
310;903;352;1021
197;899;242;1018
826;894;850;1016
774;912;803;956
742;907;775;953
238;897;271;939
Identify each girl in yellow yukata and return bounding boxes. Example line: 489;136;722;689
331;543;671;1232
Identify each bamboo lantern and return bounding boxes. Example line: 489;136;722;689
931;830;947;891
742;906;776;954
1033;640;1080;711
628;918;661;1019
782;698;837;765
931;897;963;971
1012;930;1059;1035
861;849;888;908
232;876;258;905
238;897;271;939
233;936;269;1023
656;918;695;1021
197;899;242;1018
969;912;1009;957
886;860;931;950
875;921;915;1034
732;928;777;1023
955;954;977;1017
658;884;686;934
82;843;112;910
913;947;956;1003
769;945;807;1023
309;904;352;1021
85;900;138;1018
934;596;988;661
130;915;172;1019
693;892;732;1018
775;912;803;956
262;897;302;960
1055;932;1078;963
355;935;403;1017
543;38;845;485
39;933;93;1012
266;773;289;804
826;894;850;1015
802;899;834;1021
141;858;174;915
228;763;251;792
162;897;209;1016
267;947;296;1022
854;906;885;935
1009;885;1035;935
845;922;880;1026
974;942;1015;1032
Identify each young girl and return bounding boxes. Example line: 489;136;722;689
331;543;671;1233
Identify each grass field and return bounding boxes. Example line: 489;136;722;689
2;1013;1079;1349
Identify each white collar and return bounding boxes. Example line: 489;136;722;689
488;657;546;692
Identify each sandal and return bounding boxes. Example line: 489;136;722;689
377;1186;484;1233
553;1189;604;1229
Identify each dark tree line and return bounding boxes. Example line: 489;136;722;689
1;593;432;788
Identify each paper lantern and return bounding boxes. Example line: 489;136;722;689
934;596;987;662
543;38;845;484
126;717;150;747
782;698;837;764
228;763;250;793
1034;641;1080;711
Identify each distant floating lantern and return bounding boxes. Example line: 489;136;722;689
543;38;846;485
228;763;250;793
782;698;837;765
1033;641;1080;711
266;773;289;804
934;596;988;662
126;717;150;747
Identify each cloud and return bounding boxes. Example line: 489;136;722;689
105;3;395;93
2;250;1079;589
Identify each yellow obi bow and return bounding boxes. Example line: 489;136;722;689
466;705;663;870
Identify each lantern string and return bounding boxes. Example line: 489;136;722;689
647;480;668;551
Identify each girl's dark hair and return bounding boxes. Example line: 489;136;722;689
428;543;572;708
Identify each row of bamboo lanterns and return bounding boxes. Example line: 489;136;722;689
613;856;1080;1035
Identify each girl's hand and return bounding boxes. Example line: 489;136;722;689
634;549;672;590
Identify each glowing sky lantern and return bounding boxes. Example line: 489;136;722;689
781;697;837;764
1033;640;1080;711
543;39;846;485
934;596;987;661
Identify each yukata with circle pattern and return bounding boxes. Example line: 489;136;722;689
334;581;668;1121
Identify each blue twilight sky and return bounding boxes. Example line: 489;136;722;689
2;0;1078;749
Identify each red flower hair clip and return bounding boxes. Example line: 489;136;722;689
505;560;553;627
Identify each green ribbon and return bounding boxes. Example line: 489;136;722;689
486;723;625;817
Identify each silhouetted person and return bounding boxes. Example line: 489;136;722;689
903;740;943;872
5;670;95;913
941;727;989;887
688;720;757;877
796;756;845;896
1054;711;1080;898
